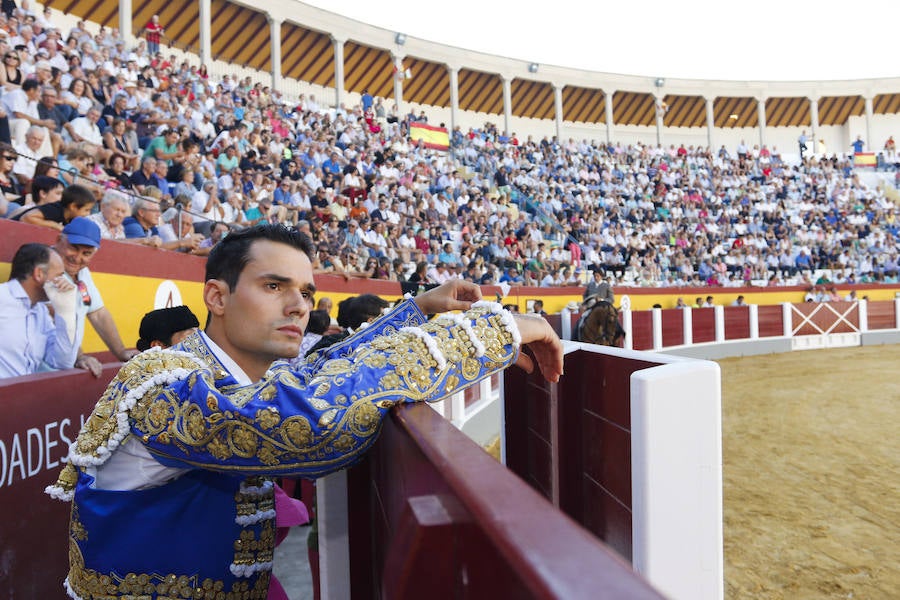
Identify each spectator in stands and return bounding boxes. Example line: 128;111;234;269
51;216;138;376
129;155;157;192
12;124;49;184
123;196;164;247
18;180;94;230
47;225;562;600
87;190;129;240
6;173;60;219
731;295;746;306
851;135;865;154
142;14;164;56
135;305;200;352
0;242;78;378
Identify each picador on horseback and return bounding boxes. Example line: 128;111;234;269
576;269;625;347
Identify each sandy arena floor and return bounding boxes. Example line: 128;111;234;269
718;345;900;599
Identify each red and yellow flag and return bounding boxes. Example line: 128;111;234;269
410;122;449;151
853;152;876;167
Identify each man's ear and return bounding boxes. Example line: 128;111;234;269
32;265;47;286
204;279;229;317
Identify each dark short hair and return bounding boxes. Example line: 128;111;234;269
305;310;330;336
336;294;389;329
31;175;62;198
60;184;95;209
9;243;52;281
206;223;314;291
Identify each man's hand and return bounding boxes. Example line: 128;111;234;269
118;349;139;361
44;275;77;342
414;279;482;314
512;313;564;383
75;355;103;378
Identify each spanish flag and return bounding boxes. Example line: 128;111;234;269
853;152;876;168
410;122;450;151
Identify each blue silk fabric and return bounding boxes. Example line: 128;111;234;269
64;299;519;599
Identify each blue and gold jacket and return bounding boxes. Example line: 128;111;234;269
47;300;520;599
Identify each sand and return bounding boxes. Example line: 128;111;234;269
719;345;900;599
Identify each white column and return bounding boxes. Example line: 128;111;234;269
782;303;793;338
682;308;693;346
392;53;404;114
554;83;564;141
332;36;345;109
714;306;725;343
858;300;868;332
118;0;133;44
655;95;664;147
706;97;715;150
622;308;633;350
652;307;663;351
757;96;767;148
864;96;874;151
198;0;212;65
502;76;512;135
748;304;759;339
448;66;459;132
809;97;819;154
605;90;615;143
895;298;900;329
318;472;351;600
269;16;283;92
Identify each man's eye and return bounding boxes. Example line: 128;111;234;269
266;282;280;291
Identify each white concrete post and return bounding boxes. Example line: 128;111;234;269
782;303;793;337
560;307;572;341
331;36;345;109
119;0;133;44
450;391;466;428
682;308;693;346
748;304;759;339
757;96;767;148
502;76;512;135
622;308;633;350
705;97;715;150
858;299;868;332
269;16;283;92
605;90;615;143
654;94;664;147
317;471;351;600
896;298;900;329
809;97;819;154
714;305;725;343
448;66;459;132
198;0;212;65
652;307;663;351
864;96;874;151
554;83;564;141
392;53;405;113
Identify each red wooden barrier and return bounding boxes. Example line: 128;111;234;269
0;366;118;598
867;300;897;330
757;304;784;337
347;399;664;599
723;306;751;340
630;311;654;350
691;308;716;343
505;349;659;563
660;308;685;347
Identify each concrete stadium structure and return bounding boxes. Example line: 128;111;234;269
56;0;900;160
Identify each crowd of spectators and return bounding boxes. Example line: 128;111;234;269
0;3;898;291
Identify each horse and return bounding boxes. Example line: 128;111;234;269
575;295;625;347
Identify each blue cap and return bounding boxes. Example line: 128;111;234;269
62;217;101;248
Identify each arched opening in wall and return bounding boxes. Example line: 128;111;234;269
343;42;393;101
713;97;759;129
612;92;655;126
817;96;864;126
511;79;554;121
765;97;811;128
562;86;606;125
281;25;334;88
458;69;503;116
662;95;705;129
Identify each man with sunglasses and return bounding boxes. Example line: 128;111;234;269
51;214;138;376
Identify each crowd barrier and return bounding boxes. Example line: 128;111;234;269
0;365;119;598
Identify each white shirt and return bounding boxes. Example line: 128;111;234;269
0;280;77;378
